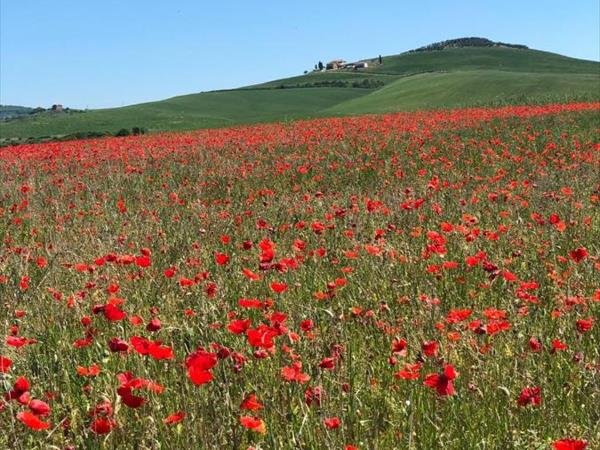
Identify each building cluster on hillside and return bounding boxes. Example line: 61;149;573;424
323;59;369;71
312;55;383;72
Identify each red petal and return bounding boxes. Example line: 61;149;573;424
188;367;213;385
17;411;50;430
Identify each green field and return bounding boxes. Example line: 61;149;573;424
0;88;370;140
327;70;600;114
371;47;599;75
1;46;599;142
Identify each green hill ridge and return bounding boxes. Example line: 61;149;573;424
1;40;599;143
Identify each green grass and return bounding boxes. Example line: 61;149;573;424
248;72;398;89
0;88;371;140
1;46;598;142
369;47;600;76
327;70;600;114
1;109;598;449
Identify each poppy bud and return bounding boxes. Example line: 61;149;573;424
146;318;161;332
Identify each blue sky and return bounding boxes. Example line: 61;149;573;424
1;0;598;109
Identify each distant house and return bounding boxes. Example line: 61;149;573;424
353;61;368;69
51;104;63;112
326;59;346;70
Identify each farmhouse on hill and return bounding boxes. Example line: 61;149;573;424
326;59;346;70
324;59;369;71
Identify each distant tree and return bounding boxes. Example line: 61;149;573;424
378;54;382;64
314;64;318;70
407;37;527;53
318;61;324;70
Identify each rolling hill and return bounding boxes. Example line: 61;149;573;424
327;70;600;114
1;40;599;143
0;105;34;121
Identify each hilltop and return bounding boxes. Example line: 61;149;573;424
408;37;528;52
1;38;598;143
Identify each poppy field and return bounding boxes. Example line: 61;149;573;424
0;103;598;449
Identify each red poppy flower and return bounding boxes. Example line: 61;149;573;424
281;361;310;383
246;325;278;349
528;337;543;352
90;417;117;434
423;364;457;396
0;355;12;373
117;386;145;408
147;318;162;332
517;386;541;406
391;338;408;357
28;399;51;417
108;338;129;352
270;282;288;294
576;318;593;333
179;277;195;287
227;318;251;335
323;417;341;429
502;270;518;282
163;411;186;425
300;320;314;332
445;309;472;323
239;298;264;309
17;411;50;430
318;357;336;370
422;341;438;357
551;339;568;352
394;363;421;380
135;255;151;268
568;247;588;263
215;252;230;265
185;348;218;385
552;439;587;450
259;239;275;263
36;256;47;268
7;336;37;348
304;386;324;406
77;364;101;376
7;376;30;402
240;393;263;411
164;267;177;278
148;342;174;360
103;303;126;321
239;416;266;433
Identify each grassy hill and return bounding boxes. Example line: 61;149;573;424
1;44;598;143
0;88;369;141
327;70;600;114
0;105;34;121
371;47;599;75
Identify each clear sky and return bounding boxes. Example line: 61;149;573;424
1;0;598;109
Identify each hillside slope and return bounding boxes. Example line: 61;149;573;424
327;70;600;114
0;105;34;121
1;45;598;142
0;88;369;140
370;47;599;75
